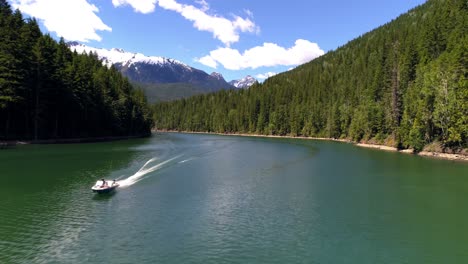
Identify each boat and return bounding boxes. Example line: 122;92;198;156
91;179;119;194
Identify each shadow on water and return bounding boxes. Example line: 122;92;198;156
92;191;117;201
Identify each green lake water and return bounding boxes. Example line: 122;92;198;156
0;133;467;263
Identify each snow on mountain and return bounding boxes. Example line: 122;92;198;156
66;42;234;100
229;75;257;89
210;72;225;81
67;41;193;71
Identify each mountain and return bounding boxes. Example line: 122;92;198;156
210;72;225;81
229;75;257;89
68;42;233;102
152;0;467;153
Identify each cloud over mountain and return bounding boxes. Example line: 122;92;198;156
256;72;277;80
197;39;325;70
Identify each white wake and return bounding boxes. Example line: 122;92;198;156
117;155;181;187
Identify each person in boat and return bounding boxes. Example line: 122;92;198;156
100;179;107;188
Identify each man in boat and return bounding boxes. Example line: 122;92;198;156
100;179;107;188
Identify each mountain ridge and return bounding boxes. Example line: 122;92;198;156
229;75;257;89
68;42;234;101
68;42;192;69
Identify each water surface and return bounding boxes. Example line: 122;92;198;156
1;133;467;263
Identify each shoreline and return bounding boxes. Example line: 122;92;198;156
158;130;468;162
0;134;150;147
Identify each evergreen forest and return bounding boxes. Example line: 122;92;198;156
153;0;467;152
0;0;153;141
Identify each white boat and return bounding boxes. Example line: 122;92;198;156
91;179;119;194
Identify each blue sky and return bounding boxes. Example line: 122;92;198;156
11;0;426;81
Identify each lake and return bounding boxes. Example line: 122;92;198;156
1;133;467;263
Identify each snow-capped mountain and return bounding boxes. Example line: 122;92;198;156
68;41;192;70
67;42;233;99
229;75;257;89
210;72;225;81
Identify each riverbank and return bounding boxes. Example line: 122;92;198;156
0;134;149;147
355;143;468;161
158;130;468;162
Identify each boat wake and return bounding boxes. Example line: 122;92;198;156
178;158;194;164
111;139;231;189
117;155;182;188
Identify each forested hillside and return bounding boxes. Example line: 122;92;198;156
153;0;467;152
0;1;153;140
135;82;215;103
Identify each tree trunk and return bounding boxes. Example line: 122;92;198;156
391;41;401;133
54;110;59;138
5;107;10;139
34;79;40;141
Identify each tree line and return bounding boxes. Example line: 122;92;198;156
0;0;153;141
153;0;467;152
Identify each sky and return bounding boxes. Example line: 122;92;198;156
10;0;426;82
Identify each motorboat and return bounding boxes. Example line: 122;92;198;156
91;179;119;194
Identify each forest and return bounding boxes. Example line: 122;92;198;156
0;0;153;141
153;0;467;152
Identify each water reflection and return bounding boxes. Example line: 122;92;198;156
92;191;117;201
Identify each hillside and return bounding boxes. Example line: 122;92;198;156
153;0;467;152
68;43;234;102
135;82;210;102
0;1;153;140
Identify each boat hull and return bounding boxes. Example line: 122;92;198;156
91;180;119;194
92;185;118;194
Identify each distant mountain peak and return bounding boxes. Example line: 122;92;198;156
229;75;257;89
66;42;234;101
210;72;225;81
111;47;126;53
67;41;193;71
67;41;81;47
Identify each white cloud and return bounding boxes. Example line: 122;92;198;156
12;0;111;42
195;0;209;12
112;0;157;14
256;72;277;80
158;0;257;46
12;0;256;45
244;9;254;18
112;0;257;46
197;55;218;68
198;39;325;70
